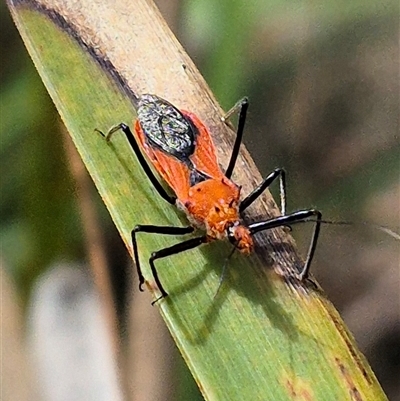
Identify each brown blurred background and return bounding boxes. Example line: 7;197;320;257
1;0;399;400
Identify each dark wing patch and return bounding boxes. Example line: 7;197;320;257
137;94;197;161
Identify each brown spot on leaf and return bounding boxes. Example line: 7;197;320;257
334;357;363;401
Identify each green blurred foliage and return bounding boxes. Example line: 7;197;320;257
1;3;84;299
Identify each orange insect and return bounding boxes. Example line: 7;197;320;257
102;94;321;301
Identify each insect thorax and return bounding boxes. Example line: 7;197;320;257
180;178;242;237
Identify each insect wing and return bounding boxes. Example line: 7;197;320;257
181;110;225;180
137;95;196;161
135;95;225;200
134;120;191;200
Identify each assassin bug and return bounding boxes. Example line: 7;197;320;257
100;94;322;301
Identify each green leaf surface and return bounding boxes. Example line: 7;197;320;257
8;1;387;400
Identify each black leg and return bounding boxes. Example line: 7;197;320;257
248;209;322;281
131;225;195;293
239;168;286;215
96;124;177;205
149;236;208;303
223;97;249;179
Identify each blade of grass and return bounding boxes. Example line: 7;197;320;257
8;0;388;400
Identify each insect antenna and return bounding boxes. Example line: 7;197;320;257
289;218;400;241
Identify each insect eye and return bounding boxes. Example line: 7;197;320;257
215;206;221;213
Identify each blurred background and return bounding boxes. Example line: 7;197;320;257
1;0;399;400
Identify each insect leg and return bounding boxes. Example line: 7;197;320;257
149;236;208;303
248;209;322;281
98;123;177;205
132;225;195;292
223;97;249;179
240;168;286;215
